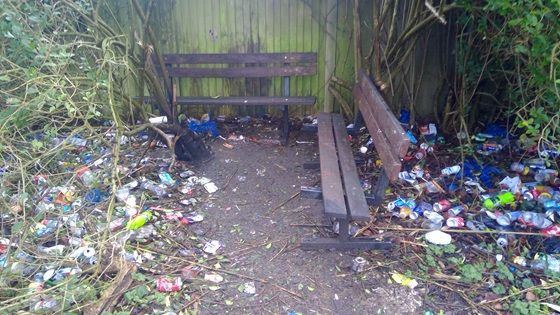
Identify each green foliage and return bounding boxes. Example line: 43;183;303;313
459;263;484;282
456;0;560;148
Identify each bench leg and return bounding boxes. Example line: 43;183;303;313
281;105;289;145
364;169;390;206
301;218;393;250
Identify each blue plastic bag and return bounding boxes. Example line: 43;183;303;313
188;121;219;138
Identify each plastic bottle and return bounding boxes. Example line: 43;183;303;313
126;211;152;230
140;181;166;197
441;165;461;176
76;166;95;187
537;186;554;204
519;212;553;229
510;162;535;176
544;200;560;210
496;211;522;226
513;253;560;273
483;191;515;209
535;169;558;183
523;158;546;167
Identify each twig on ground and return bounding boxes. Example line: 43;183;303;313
221;167;238;190
270;191;300;213
268;240;288;263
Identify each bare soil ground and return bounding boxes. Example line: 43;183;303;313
181;120;469;315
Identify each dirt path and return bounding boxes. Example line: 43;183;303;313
188;127;426;315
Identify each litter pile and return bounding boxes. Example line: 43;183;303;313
0;123;227;313
347;110;560;313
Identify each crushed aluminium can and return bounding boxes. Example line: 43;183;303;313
156;276;183;292
351;256;366;273
446;216;465;228
433;199;451;212
448;205;467;216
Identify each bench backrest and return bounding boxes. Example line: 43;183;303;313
153;53;317;78
352;69;409;183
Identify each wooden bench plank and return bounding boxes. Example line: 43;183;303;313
331;114;370;221
173;96;316;106
353;85;402;182
160;65;317;78
160;52;317;64
317;113;347;219
356;70;409;159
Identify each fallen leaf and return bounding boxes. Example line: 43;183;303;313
526;291;537;301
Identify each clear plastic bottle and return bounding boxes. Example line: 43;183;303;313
513;253;560;273
496;211;522;226
510;162;535;176
76;166;95;187
537;186;554;204
520;212;553;229
535;169;558;183
140;181;166;197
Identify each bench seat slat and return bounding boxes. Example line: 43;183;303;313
353;86;403;182
357;70;409;159
331;114;370;221
160;52;317;64
160;65;317;78
317;113;347;219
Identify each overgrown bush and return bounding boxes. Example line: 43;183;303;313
454;0;560;151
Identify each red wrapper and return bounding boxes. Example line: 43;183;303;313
541;224;560;236
156;277;183;292
163;212;184;221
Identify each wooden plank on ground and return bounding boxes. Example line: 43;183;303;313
317;112;347;219
331;114;369;221
159;53;318;64
175;96;316;106
352;86;402;182
161;65;317;78
356;70;409;158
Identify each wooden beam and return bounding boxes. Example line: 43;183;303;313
317;113;347;219
356;69;409;158
158;52;317;64
174;96;316;106
158;65;317;78
323;0;337;113
352;85;402;182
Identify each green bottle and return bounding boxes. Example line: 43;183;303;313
483;192;515;209
126;212;152;230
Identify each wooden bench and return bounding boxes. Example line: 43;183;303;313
300;69;409;250
148;53;317;145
